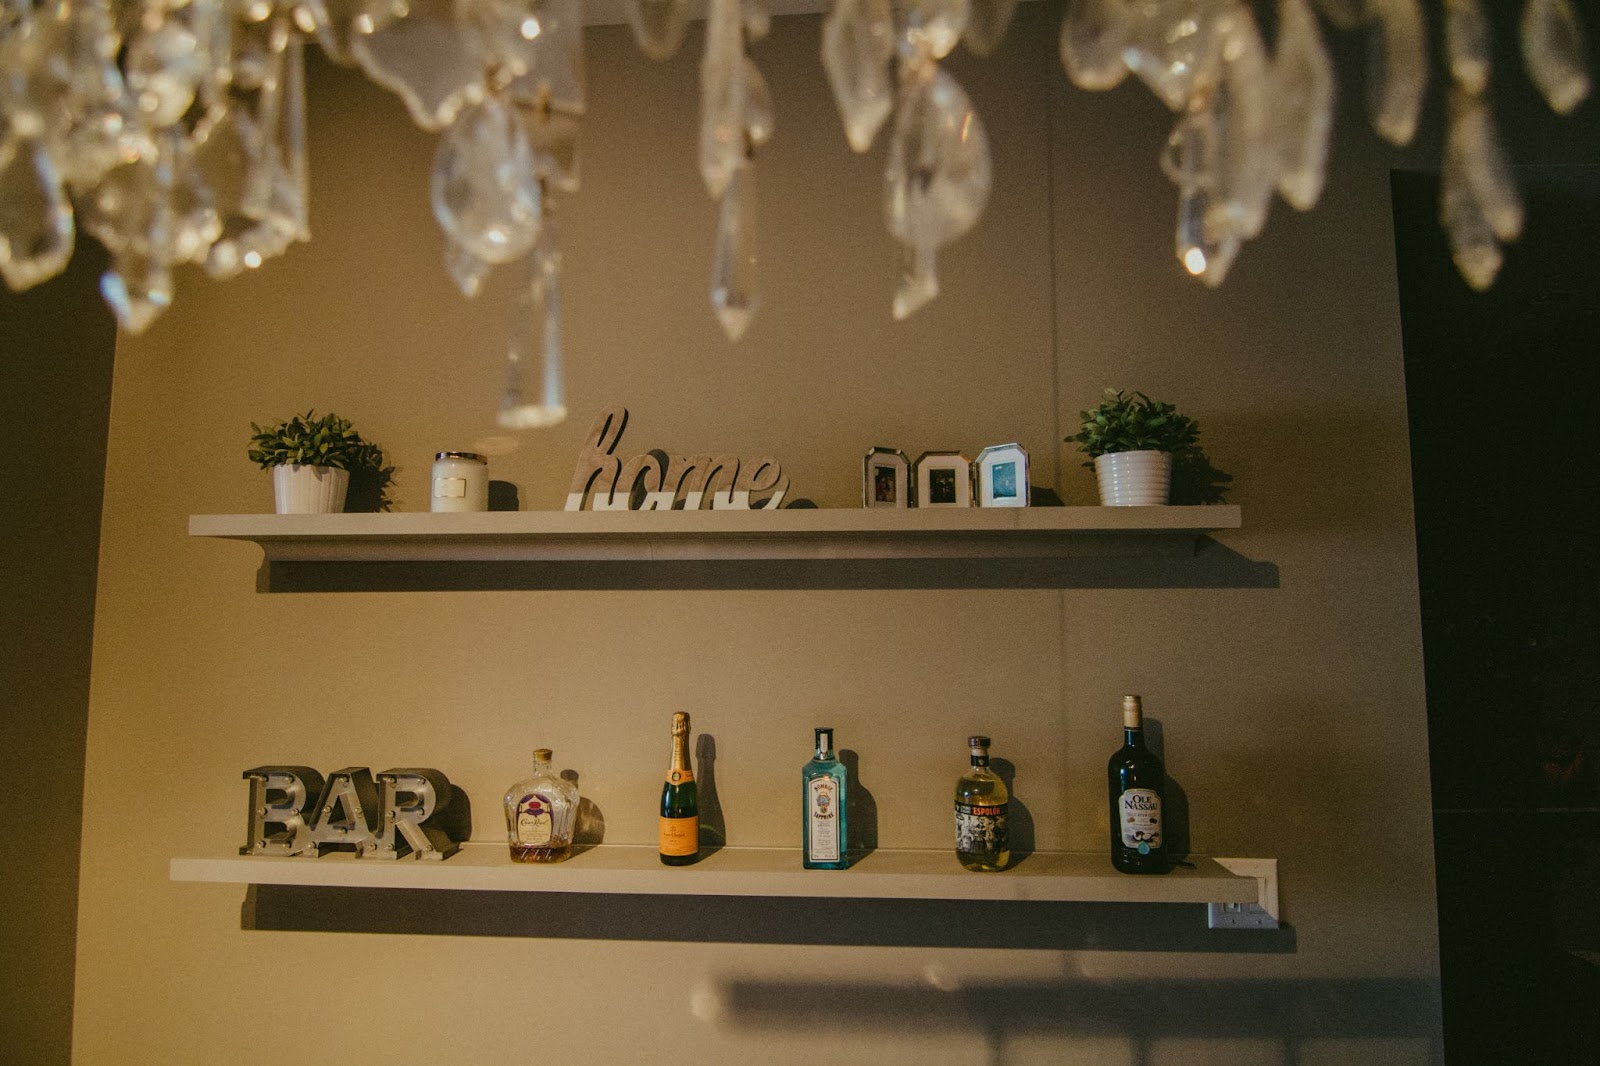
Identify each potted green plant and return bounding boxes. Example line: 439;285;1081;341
1069;389;1200;506
248;411;391;514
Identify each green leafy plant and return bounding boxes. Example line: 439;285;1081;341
248;410;394;510
1068;389;1201;464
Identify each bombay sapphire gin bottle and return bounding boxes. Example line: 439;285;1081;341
503;748;578;862
802;727;848;869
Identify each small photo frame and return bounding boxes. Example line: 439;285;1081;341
863;447;911;508
976;443;1029;508
914;451;973;508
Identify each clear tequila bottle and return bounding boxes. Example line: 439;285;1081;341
503;748;578;862
802;727;848;869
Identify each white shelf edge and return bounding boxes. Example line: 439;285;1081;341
171;843;1259;905
188;506;1240;563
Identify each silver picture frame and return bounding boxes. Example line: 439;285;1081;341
913;451;973;508
863;447;911;508
976;443;1030;507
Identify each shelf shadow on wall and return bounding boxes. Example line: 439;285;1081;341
257;538;1279;593
243;886;1294;953
709;976;1439;1059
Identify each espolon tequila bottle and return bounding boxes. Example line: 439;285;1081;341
954;735;1010;871
802;727;848;869
503;748;578;862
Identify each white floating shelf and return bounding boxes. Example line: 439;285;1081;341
171;843;1258;905
188;506;1240;563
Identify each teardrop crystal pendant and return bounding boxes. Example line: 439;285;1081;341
500;202;567;429
963;0;1017;57
898;0;970;63
1522;0;1592;115
1440;139;1502;292
1209;8;1272;241
123;15;204;128
1121;0;1231;112
0;137;76;291
1165;105;1239;287
1271;0;1335;212
710;158;759;341
100;248;174;333
1447;88;1523;243
626;0;693;61
699;0;747;198
892;242;939;320
431;97;542;265
1444;0;1492;95
884;64;991;252
1366;0;1428;146
1060;0;1130;92
821;0;897;152
1177;182;1241;288
744;59;775;146
446;237;492;298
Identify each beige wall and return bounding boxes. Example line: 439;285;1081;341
72;7;1442;1062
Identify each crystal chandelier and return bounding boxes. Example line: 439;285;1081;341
1;1;1591;432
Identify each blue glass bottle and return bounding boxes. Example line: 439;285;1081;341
802;727;848;869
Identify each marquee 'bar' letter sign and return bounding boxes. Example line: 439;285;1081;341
565;406;790;511
241;766;465;860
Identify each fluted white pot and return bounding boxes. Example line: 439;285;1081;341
273;464;350;514
1094;450;1172;506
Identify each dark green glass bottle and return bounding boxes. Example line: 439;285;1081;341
659;712;699;865
1108;694;1170;874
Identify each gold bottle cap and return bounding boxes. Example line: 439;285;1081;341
1122;694;1143;729
672;711;690;736
533;748;553;761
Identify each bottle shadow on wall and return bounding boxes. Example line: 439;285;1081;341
990;758;1036;868
562;769;606;857
839;749;878;862
1142;719;1192;863
697;733;726;859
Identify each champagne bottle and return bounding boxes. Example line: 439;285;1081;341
659;712;699;865
1108;694;1170;874
802;727;848;869
954;735;1010;871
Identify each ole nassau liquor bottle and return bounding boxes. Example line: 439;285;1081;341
802;727;848;869
659;712;699;865
1108;694;1171;874
954;735;1010;871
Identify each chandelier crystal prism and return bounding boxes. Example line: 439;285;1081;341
1;0;1591;431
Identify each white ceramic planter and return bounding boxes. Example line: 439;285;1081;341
273;464;350;514
1094;450;1172;506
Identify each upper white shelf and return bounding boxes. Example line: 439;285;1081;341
170;843;1257;905
189;506;1241;564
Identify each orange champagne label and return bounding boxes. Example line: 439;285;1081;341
667;769;694;784
659;816;699;856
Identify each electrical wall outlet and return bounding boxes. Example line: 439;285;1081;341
1207;857;1280;930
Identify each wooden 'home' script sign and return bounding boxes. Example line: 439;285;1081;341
565;406;790;511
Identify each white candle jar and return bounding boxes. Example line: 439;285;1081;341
431;452;489;512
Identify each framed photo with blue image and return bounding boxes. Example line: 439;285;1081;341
976;443;1029;508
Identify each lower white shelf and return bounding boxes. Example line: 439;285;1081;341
170;843;1258;905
